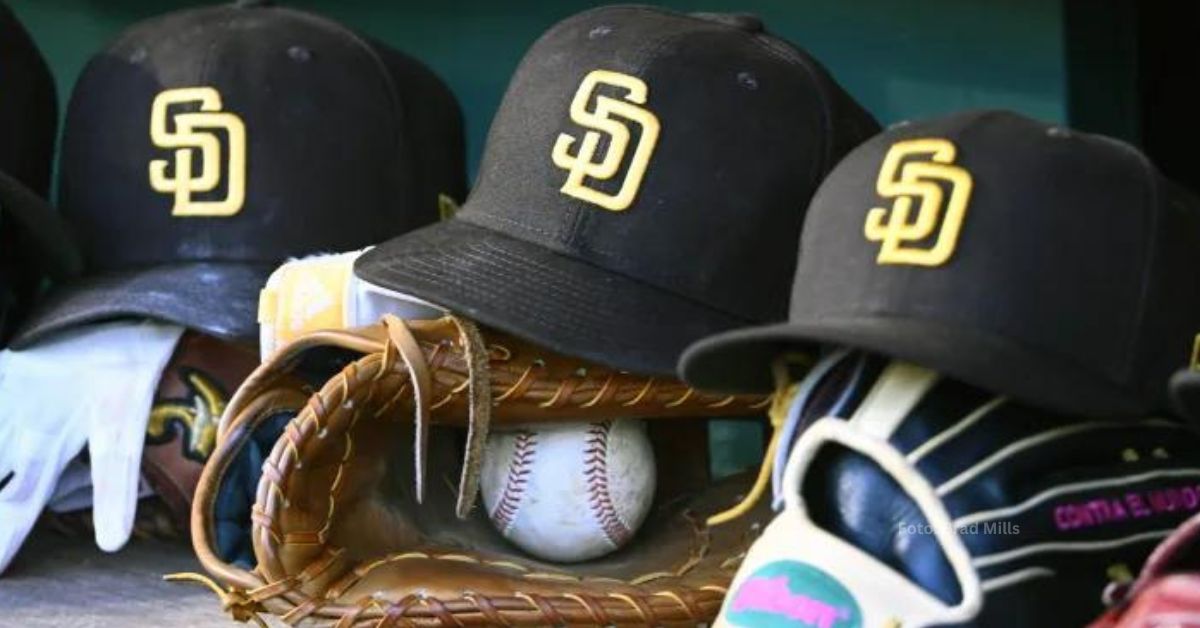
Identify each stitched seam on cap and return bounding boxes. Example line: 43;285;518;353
1092;133;1160;386
1133;167;1163;389
104;6;219;55
197;10;233;95
748;34;834;185
278;6;404;155
461;210;562;244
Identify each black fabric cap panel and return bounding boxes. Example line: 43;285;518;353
358;5;878;375
370;35;467;233
0;2;81;343
57;5;437;270
682;110;1200;418
1171;370;1200;422
16;2;464;345
0;2;80;282
0;171;80;283
359;217;754;375
0;2;56;200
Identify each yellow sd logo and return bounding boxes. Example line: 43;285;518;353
148;87;247;217
551;70;660;211
145;369;227;463
864;139;974;266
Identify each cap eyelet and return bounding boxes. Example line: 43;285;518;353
288;45;312;62
736;71;759;90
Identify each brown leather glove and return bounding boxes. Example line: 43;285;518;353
188;315;770;626
144;331;259;535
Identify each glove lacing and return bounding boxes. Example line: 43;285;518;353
380;313;492;518
163;572;269;627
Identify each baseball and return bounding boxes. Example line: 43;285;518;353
480;419;656;563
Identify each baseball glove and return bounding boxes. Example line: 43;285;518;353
1090;510;1200;627
719;352;1200;628
187;314;771;626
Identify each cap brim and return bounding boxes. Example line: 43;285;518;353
678;321;817;393
681;315;1143;416
1170;369;1200;422
355;217;755;376
0;169;82;279
10;262;271;349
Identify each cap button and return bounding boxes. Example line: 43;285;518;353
690;12;764;33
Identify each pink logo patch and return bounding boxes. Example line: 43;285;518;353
1055;482;1200;532
732;575;851;628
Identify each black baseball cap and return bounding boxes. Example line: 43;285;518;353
682;110;1200;418
12;0;464;348
356;5;878;376
0;3;82;338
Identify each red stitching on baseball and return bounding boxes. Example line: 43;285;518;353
490;429;536;533
585;421;634;547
